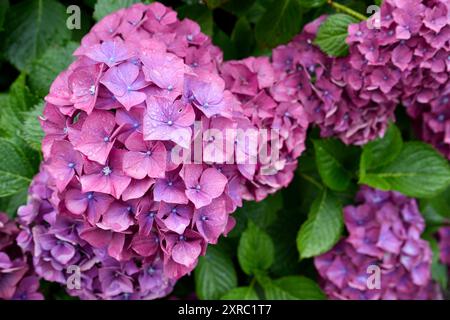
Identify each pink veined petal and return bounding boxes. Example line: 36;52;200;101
171;240;201;267
121;178;155;201
200;168;228;199
74;110;116;164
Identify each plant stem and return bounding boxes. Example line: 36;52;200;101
327;0;368;21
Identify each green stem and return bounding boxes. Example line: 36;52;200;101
327;0;368;21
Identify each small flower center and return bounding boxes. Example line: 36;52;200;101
89;85;96;96
195;184;201;191
102;166;112;176
167;120;174;126
103;136;110;142
186;34;193;41
87;192;94;200
68;162;75;169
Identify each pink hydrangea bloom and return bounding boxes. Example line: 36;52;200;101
314;186;442;300
34;2;282;299
221;56;309;201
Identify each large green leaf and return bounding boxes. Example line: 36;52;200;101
195;246;238;300
257;274;325;300
221;286;259;300
0;138;33;197
3;0;71;70
93;0;140;21
0;74;39;138
0;188;28;218
360;142;450;198
360;124;403;172
255;0;303;48
29;42;78;97
238;221;274;275
313;139;359;191
21;102;45;152
314;13;358;57
297;190;343;258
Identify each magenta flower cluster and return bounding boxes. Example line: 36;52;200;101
0;212;43;300
271;17;397;146
221;57;309;201
344;0;450;156
17;2;309;300
314;186;441;300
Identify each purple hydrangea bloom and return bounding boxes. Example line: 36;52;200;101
314;186;442;300
0;213;43;300
344;0;450;157
273;16;398;146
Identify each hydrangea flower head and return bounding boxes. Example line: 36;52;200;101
314;186;442;300
30;1;283;299
274;16;398;146
343;0;450;157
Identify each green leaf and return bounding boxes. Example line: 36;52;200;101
221;286;259;300
360;124;403;173
298;0;327;8
425;236;448;289
29;42;78;97
231;17;254;59
257;274;325;300
242;193;283;229
420;187;450;225
297;190;343;258
314;13;358;57
93;0;139;21
255;0;303;48
0;0;9;32
195;246;238;300
9;73;38;115
222;0;257;16
213;26;236;61
360;142;450;198
178;4;213;37
0;172;31;197
313;139;358;191
21;102;45;152
3;0;71;71
0;138;33;197
238;221;275;275
0;74;39;138
0;188;28;218
0;137;34;178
